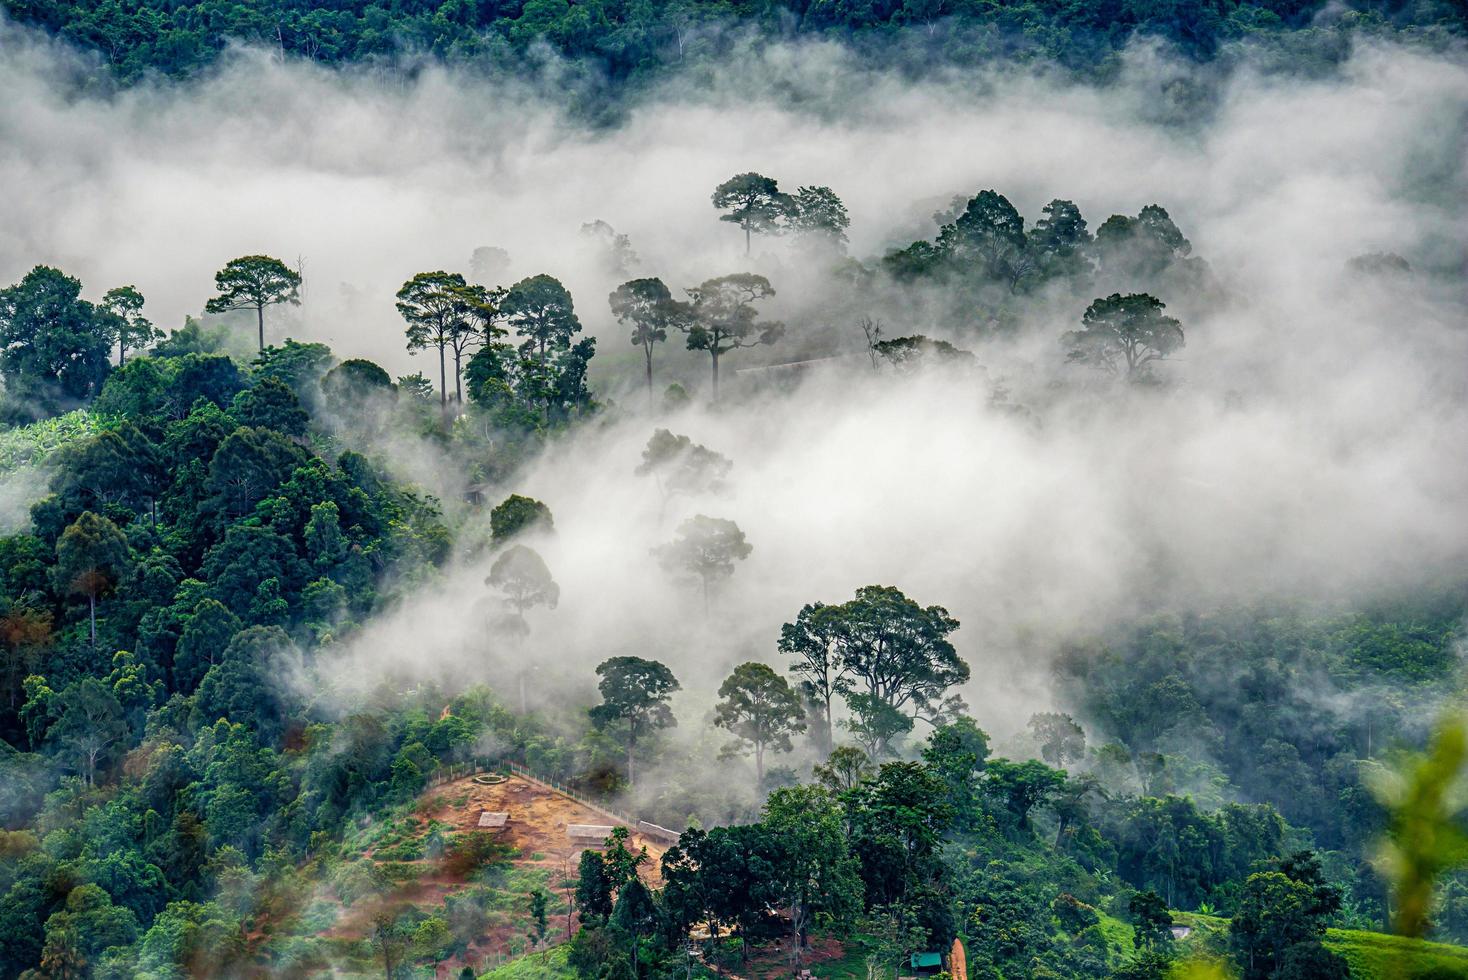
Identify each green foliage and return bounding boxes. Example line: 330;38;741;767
204;255;302;351
0;266;113;420
491;494;555;543
713;661;806;785
1062;292;1185;379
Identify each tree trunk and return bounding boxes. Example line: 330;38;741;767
644;343;654;401
453;347;463;405
438;344;448;408
89;594;96;648
710;350;720;401
755;742;764;787
256;304;265;351
744;224;751;256
627;732;636;788
823;694;834;756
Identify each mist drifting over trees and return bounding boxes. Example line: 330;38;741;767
0;6;1465;979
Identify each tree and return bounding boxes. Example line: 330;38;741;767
397;271;481;410
941;189;1031;289
1229;871;1330;980
788;185;850;250
100;285;159;365
528;888;549;951
635;429;732;510
714;662;806;786
1028;199;1092;280
576;847;616;924
204;255;301;351
0;598;51;711
55;512;130;647
983;759;1067;830
174;599;242;693
502;274;582;407
1094;204;1193;278
48;677;128;786
763;785;863;959
1028;712;1086;768
205;426;309;520
682;274;784;399
321;358;394;414
922;717;990;821
486;544;559;624
486;544;558;712
871;335;976;374
655;514;751;614
833;586;968;730
1062;293;1185;379
846;762;953;907
814;745;874;793
0;265;113;418
1129;890;1173;951
582;219;640;277
712;172;790;255
845;693;914;758
780;601;847;754
608;278;691;398
662;824;780;958
230;376;308;437
490;495;554;543
589;656;679;787
370;911;414;980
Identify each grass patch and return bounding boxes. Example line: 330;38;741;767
479;944;576;978
1325;928;1468;979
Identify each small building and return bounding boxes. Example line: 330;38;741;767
909;951;944;975
567;823;616;842
477;811;508;828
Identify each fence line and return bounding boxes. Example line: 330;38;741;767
423;755;681;845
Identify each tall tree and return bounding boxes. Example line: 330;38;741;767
486;544;559;626
1028;712;1087;768
588;656;679;787
635;429;731;511
940;189;1031;288
502;274;581;410
711;172;791;255
787;185;850;250
486;543;559;712
762;785;863;959
608;278;690;398
0;265;113;417
54;512;130;647
779;601;847;755
48;677;128;787
204;255;302;351
682;273;784;399
397;271;479;410
1028;199;1093;280
713;662;806;786
832;585;968;730
1062;292;1184;379
655;514;752;615
100;285;159;365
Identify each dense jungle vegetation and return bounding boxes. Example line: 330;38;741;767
0;5;1465;973
1;0;1465;85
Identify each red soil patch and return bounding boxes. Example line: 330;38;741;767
318;773;668;973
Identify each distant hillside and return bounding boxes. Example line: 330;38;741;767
3;0;1465;85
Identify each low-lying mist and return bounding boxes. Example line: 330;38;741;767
3;18;1465;771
